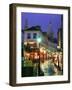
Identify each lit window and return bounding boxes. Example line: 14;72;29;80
33;33;37;39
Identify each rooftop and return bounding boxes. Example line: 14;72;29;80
24;26;41;31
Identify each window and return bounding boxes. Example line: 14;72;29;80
27;33;31;39
33;33;37;39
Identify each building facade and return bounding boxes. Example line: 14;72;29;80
57;15;63;51
22;26;49;62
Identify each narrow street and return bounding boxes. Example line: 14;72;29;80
40;59;63;76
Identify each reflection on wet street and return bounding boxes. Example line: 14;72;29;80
22;52;63;77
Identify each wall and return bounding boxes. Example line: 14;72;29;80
24;30;40;41
0;0;72;90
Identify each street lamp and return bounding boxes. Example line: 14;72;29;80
37;37;42;76
37;37;41;43
57;46;60;68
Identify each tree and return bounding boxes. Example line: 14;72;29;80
24;18;28;29
47;22;54;42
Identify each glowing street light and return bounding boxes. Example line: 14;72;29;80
37;37;41;43
36;37;42;76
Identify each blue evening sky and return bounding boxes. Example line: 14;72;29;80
21;12;62;37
